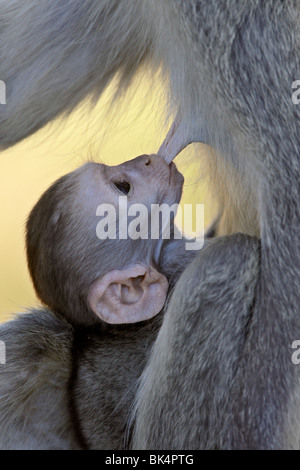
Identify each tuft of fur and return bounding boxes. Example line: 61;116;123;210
0;0;164;146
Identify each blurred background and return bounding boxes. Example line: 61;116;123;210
0;76;215;322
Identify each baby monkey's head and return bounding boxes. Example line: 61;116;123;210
26;154;184;326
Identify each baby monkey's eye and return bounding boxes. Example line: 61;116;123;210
113;181;131;195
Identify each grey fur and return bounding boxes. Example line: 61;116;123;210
0;236;196;449
0;0;300;449
133;234;261;449
72;315;163;449
0;0;162;147
0;306;153;450
0;308;78;449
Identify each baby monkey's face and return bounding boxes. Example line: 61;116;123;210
77;154;184;211
69;155;184;324
27;154;184;326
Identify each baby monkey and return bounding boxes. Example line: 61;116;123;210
26;154;192;327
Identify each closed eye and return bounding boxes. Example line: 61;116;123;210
113;181;131;195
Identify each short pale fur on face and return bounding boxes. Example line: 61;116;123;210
76;154;183;211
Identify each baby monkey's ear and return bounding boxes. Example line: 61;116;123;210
87;264;168;324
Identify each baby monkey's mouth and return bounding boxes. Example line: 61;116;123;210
168;161;184;188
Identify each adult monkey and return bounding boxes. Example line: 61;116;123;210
0;0;300;449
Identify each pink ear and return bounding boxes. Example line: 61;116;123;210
87;264;168;324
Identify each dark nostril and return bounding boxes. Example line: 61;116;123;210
145;157;151;166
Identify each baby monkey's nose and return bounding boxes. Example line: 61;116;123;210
137;154;151;166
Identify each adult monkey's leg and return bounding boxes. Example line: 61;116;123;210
132;235;261;449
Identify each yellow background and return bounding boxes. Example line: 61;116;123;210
0;78;214;322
